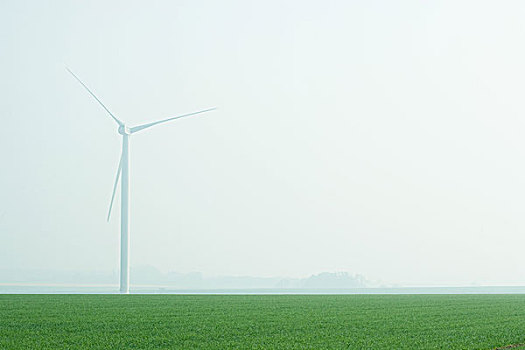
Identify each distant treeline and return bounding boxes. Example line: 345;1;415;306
0;268;370;289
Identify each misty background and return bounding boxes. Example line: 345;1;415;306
2;0;525;289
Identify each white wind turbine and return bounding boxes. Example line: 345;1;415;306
67;68;215;294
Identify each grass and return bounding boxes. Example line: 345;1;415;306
1;294;525;349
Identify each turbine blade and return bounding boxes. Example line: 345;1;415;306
107;151;123;222
66;67;124;126
130;107;216;134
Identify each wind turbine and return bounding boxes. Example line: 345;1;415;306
67;68;215;294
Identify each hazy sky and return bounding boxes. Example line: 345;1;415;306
2;0;525;286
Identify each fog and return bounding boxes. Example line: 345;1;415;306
2;0;525;287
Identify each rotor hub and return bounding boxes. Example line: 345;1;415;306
118;125;131;135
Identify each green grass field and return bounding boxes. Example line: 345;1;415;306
1;294;525;349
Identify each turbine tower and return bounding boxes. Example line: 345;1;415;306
67;68;215;294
